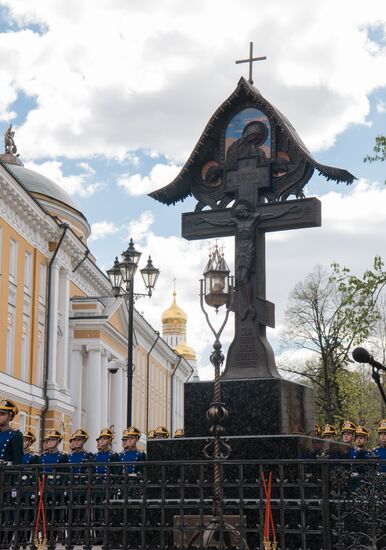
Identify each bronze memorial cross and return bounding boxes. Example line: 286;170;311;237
235;42;266;85
182;181;321;380
149;68;353;380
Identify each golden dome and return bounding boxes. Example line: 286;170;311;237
174;340;197;361
161;291;187;326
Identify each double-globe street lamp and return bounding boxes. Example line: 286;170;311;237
107;238;160;427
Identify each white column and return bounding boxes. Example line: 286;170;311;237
109;364;124;452
69;344;83;428
58;269;70;393
47;263;60;389
85;346;102;444
100;349;108;428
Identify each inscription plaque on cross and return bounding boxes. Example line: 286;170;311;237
182;196;321;379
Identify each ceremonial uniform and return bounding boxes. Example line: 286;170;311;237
22;430;39;465
0;399;23;464
352;425;374;459
115;427;146;547
372;419;386;473
20;431;39;546
340;421;357;459
40;447;68;471
0;428;24;464
0;399;23;546
93;427;119;475
40;430;68;541
93;428;119;543
349;425;375;491
67;429;94;544
119;427;146;475
68;429;94;473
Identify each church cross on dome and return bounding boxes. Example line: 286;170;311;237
235;42;266;85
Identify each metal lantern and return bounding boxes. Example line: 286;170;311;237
203;245;231;310
106;238;159;427
119;238;142;285
140;256;160;297
107;257;122;297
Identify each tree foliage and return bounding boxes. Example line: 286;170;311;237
280;257;385;424
364;135;386;183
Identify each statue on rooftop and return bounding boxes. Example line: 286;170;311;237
4;124;17;155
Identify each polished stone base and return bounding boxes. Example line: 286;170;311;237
147;434;347;461
183;378;314;438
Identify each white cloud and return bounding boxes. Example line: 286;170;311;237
126;210;155;243
0;1;386;161
376;98;386;114
24;160;103;197
117;163;181;196
90;221;119;241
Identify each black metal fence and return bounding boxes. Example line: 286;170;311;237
0;459;385;550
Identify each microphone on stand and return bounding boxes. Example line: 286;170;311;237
352;347;386;372
352;347;386;406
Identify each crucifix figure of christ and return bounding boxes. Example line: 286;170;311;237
182;196;321;379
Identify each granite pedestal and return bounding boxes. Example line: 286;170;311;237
184;378;314;438
147;434;348;461
146;377;348;461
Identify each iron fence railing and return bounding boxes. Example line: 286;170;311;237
0;458;385;550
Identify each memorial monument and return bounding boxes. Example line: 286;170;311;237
148;47;355;459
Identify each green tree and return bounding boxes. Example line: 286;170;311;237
337;367;383;446
364;135;386;183
280;257;385;424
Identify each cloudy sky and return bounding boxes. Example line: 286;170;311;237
0;0;385;378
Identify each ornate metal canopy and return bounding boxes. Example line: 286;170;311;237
149;77;355;210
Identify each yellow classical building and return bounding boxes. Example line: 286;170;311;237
0;128;197;452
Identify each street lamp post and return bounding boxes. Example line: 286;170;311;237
188;244;249;549
107;239;160;427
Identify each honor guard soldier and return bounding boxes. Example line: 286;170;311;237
120;427;146;474
22;430;39;464
372;419;386;472
0;400;23;546
93;428;119;543
352;425;374;458
341;421;356;458
21;431;39;546
39;430;68;541
40;430;68;470
321;424;336;440
0;399;23;464
68;429;93;472
94;428;119;475
68;429;93;543
153;426;170;439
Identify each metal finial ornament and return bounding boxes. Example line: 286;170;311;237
235;41;266;85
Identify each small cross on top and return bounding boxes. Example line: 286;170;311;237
235;42;266;85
